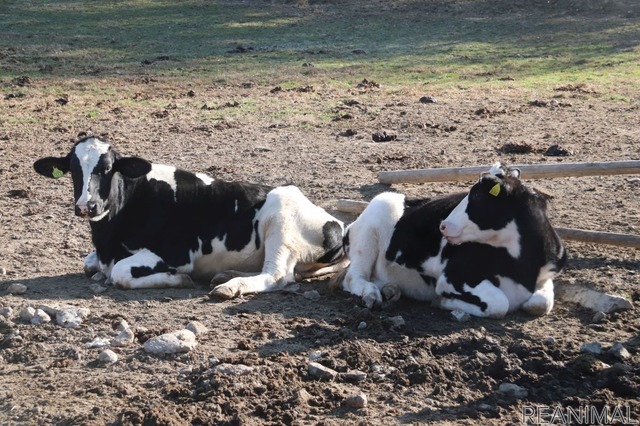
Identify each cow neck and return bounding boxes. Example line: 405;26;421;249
89;172;144;231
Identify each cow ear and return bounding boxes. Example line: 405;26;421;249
507;167;521;179
33;156;70;179
114;157;152;179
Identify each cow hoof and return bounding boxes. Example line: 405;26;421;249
362;292;382;310
211;272;234;286
381;284;401;303
209;284;239;300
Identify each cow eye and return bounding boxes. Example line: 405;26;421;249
104;165;112;173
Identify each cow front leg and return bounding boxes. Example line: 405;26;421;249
521;279;554;316
110;249;193;289
210;270;258;286
84;251;101;276
436;277;509;319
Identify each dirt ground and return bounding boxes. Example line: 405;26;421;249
1;6;640;425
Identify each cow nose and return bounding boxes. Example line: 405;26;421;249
439;222;447;234
88;202;98;215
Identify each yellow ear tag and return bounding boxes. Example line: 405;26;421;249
52;167;64;179
489;183;501;197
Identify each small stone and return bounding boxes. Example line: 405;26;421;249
342;370;367;382
387;315;405;328
0;307;14;319
344;391;368;408
185;321;208;336
143;329;197;354
451;310;471;322
19;307;36;321
213;363;255;376
544;336;556;346
592;311;606;323
295;388;312;405
308;362;338;381
7;283;27;294
0;267;6;276
89;283;108;294
580;342;602;355
30;309;51;325
56;307;90;328
114;319;130;332
38;304;59;316
86;337;112;348
179;366;193;375
308;351;323;361
498;383;528;399
609;342;631;361
303;290;321;300
357;321;367;330
98;349;118;364
112;328;135;347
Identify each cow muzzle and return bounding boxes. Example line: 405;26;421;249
75;202;100;218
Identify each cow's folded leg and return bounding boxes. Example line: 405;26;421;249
210;270;257;286
381;283;402;304
521;279;554;316
437;278;509;319
110;249;193;289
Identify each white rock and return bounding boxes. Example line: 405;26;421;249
0;267;6;275
308;362;338;381
19;307;36;321
143;329;197;354
498;383;528;399
344;391;368;408
451;310;471;322
7;283;27;294
86;337;112;348
30;309;51;325
56;307;90;328
112;328;135;347
580;342;602;355
0;307;13;319
38;304;60;316
555;283;633;313
609;342;631;361
98;349;118;364
357;321;367;330
185;321;208;336
213;363;254;376
114;319;130;332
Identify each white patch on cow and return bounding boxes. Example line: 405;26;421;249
234;199;239;213
146;164;177;200
74;137;110;212
196;172;214;185
191;234;263;281
536;262;558;286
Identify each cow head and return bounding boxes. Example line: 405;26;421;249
439;163;523;247
33;137;152;221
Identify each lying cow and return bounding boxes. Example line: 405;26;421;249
34;136;347;297
334;163;567;318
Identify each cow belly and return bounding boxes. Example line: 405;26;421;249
191;249;264;280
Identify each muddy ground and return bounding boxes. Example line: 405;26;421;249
1;8;640;426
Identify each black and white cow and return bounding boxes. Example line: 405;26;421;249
34;136;347;297
334;163;567;318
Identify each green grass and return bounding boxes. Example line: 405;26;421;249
1;0;639;91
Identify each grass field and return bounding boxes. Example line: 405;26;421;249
1;0;639;92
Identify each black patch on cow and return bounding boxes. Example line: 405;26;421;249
441;290;488;312
385;193;466;270
254;220;261;249
316;220;344;264
130;261;175;278
420;274;435;286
